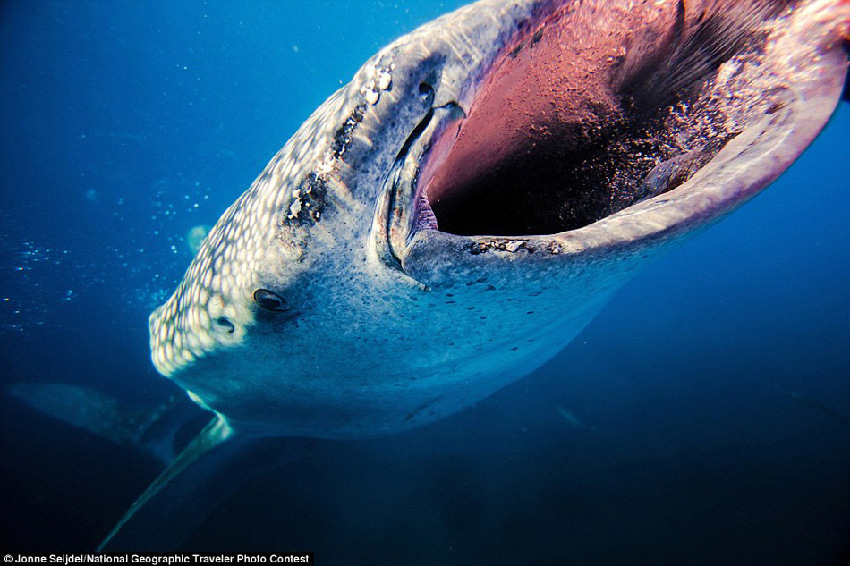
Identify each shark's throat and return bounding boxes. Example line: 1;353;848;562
418;0;794;237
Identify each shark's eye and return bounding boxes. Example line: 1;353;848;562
418;82;434;103
254;289;288;312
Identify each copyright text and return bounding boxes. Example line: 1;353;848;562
4;555;313;566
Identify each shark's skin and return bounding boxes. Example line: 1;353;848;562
105;0;847;550
149;0;847;440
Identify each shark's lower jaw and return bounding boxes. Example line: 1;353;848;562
412;0;844;239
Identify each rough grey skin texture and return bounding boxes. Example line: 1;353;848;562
149;0;848;439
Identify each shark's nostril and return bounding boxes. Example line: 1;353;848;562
215;317;235;333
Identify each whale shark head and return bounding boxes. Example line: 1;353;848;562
149;0;848;438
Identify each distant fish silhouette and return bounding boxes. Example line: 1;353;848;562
783;389;849;426
186;224;211;255
556;406;596;432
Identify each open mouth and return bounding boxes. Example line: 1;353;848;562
411;0;808;238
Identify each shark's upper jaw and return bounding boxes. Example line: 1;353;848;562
392;0;848;250
417;0;750;238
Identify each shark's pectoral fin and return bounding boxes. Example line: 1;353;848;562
5;382;205;464
98;414;238;551
98;416;316;551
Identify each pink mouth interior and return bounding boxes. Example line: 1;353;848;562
417;0;775;237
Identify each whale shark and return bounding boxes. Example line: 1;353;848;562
100;0;848;550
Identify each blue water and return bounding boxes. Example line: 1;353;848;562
1;1;848;563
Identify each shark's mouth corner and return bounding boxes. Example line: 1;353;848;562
409;0;845;240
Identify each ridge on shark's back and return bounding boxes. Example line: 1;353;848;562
104;0;849;550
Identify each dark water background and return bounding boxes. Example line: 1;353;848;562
1;1;848;564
